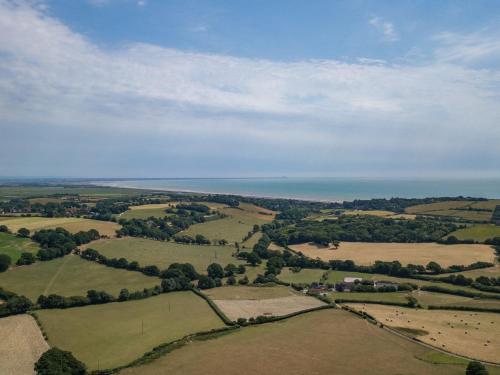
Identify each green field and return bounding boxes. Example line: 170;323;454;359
447;224;500;242
119;207;171;220
90;237;244;272
241;232;262;249
119;308;490;375
405;200;494;222
0;186;147;200
0;255;160;301
278;268;325;284
332;291;411;304
183;204;273;244
0;232;39;263
35;292;225;370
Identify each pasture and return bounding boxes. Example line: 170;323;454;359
0;314;49;375
0;216;121;237
90;237;244;272
0;255;160;301
119;308;477;375
447;224;500;242
347;303;500;363
343;209;396;217
277;268;325;284
414;291;500;309
405;200;494;222
0;186;146;200
289;242;495;267
0;232;39;262
183;203;274;243
119;203;175;220
241;232;262;249
204;285;297;300
35;292;225;370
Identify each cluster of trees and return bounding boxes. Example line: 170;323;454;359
196;262;246;289
173;234;212;245
32;228;100;261
0;198;87;217
242;224;260;242
35;347;86;375
176;203;210;213
491;206;500;225
269;216;459;246
0;288;33;317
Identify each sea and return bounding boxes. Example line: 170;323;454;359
93;177;500;202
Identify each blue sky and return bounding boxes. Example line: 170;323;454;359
1;0;500;177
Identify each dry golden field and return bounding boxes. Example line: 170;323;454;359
290;242;496;267
347;303;500;363
0;217;121;237
204;285;296;300
0;314;49;375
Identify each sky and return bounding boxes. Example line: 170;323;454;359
1;0;500;178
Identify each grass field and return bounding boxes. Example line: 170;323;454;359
431;265;500;279
405;200;494;222
277;268;325;284
204;285;297;300
0;186;146;200
0;255;160;301
241;232;262;249
90;237;244;272
119;203;175;220
414;291;500;309
347;303;500;363
333;291;411;303
119;308;484;375
0;232;39;263
447;224;500;242
36;292;225;370
0;217;121;237
343;209;397;217
0;314;49;375
183;203;274;243
290;242;495;267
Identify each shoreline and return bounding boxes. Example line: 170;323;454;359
90;182;345;203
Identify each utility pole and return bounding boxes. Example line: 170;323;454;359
141;319;144;335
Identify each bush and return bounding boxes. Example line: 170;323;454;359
466;361;489;375
0;254;11;272
16;252;36;265
17;227;30;238
35;347;86;375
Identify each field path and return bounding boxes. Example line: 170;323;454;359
42;254;73;296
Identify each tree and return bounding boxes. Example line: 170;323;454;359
17;227;30;238
247;252;261;266
35;347;86;375
207;263;224;279
426;261;443;274
16;252;36;265
226;276;236;285
466;361;488;375
118;288;130;301
0;254;11;272
197;275;216;289
0;225;9;233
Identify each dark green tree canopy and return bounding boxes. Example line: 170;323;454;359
35;347;86;375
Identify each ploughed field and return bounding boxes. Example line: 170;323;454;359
0;232;39;262
0;216;121;237
289;242;496;267
89;237;244;272
0;314;49;375
347;303;500;363
0;254;160;301
205;285;325;321
35;292;225;371
119;308;482;375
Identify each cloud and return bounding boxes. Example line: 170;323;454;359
0;0;499;177
433;30;500;65
369;16;399;42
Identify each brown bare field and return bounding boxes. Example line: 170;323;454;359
212;295;325;321
119;309;471;375
0;217;121;237
204;285;297;300
347;303;500;363
289;242;495;267
0;314;49;375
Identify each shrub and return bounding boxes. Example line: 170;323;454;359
0;254;12;272
34;347;86;375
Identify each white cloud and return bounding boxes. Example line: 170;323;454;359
0;0;499;177
369;16;399;42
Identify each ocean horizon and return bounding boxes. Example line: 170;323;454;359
93;177;500;202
